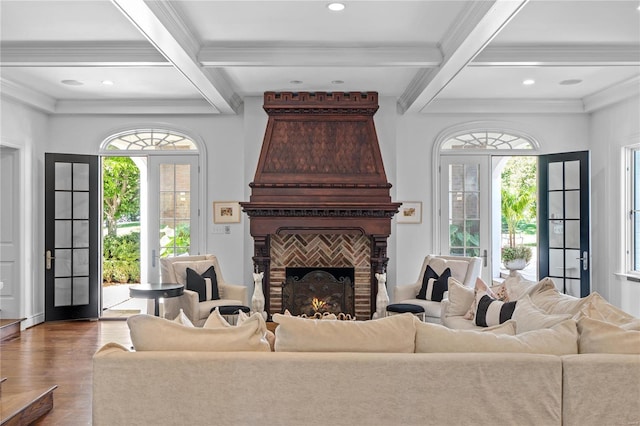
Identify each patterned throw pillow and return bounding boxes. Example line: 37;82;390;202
474;290;517;327
416;265;451;302
186;265;220;302
464;277;498;320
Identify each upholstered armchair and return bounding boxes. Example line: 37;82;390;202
159;254;247;326
393;255;482;324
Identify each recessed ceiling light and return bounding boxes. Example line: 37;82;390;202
289;80;303;84
559;79;583;86
327;2;345;12
61;79;83;86
331;80;344;84
101;80;114;85
522;79;535;86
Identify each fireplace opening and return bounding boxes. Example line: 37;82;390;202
282;267;355;317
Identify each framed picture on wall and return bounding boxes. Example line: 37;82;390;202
397;201;422;224
213;201;241;223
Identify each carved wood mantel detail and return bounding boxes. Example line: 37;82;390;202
241;92;401;318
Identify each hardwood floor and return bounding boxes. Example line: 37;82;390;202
0;320;132;425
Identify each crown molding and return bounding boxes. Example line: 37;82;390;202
0;78;56;113
54;99;219;115
0;41;168;66
473;44;640;67
421;98;585;114
199;45;441;67
583;75;640;113
399;0;529;114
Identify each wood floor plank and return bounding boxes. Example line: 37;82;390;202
0;320;131;425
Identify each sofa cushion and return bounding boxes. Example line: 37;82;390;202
577;316;640;354
416;265;450;302
529;285;588;315
416;319;578;355
273;312;416;353
444;278;475;317
474;290;516;327
128;313;270;352
186;265;219;302
512;295;571;334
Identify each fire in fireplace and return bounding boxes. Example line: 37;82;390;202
282;267;355;317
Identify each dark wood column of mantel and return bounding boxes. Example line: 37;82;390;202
241;92;401;316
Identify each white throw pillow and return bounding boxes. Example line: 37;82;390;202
445;278;475;317
577;316;640;354
572;293;637;326
415;319;578;355
128;313;270;352
273;312;416;353
172;308;195;327
202;307;232;328
512;296;571;334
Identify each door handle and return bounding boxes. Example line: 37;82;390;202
152;249;157;268
576;251;588;271
481;249;488;267
45;250;55;270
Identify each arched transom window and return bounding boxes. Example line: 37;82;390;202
442;131;534;151
105;129;197;151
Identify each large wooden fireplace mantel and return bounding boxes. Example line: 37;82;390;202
241;92;401;317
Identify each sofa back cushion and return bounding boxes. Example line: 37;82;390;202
128;313;270;352
273;313;416;353
577;316;640;354
415;319;578;355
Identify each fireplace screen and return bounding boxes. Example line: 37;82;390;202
282;268;355;317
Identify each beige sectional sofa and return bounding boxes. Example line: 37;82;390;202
93;308;640;426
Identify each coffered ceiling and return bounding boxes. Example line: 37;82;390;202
1;0;638;115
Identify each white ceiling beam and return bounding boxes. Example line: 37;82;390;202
399;0;529;114
0;41;169;67
473;44;640;67
583;75;640;113
111;0;240;114
422;98;585;114
55;99;219;115
199;45;442;67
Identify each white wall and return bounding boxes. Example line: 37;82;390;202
589;95;640;317
0;98;49;327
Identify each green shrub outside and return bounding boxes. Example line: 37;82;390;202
103;232;140;283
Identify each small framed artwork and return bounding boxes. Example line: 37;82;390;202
213;201;241;223
397;201;422;224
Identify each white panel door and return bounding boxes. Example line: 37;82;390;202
0;146;20;318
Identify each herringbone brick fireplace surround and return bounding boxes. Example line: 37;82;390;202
270;234;371;319
241;92;401;318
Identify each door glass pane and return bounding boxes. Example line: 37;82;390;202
466;220;480;248
73;248;89;276
549;221;564;247
464;164;479;191
73;163;89;190
565;191;580;219
160;193;175;217
55;220;72;247
158;163;192;258
565;220;580;248
465;193;479;219
548;192;563;219
548;163;563;190
451;192;463;219
450;220;464;248
549;248;564;276
566;279;581;297
564;161;580;190
550;277;563;292
73;220;89;247
565;249;581;279
54;249;72;277
55;192;72;219
450;164;464;191
55;163;72;190
54;278;72;307
175;192;190;219
73;277;89;305
175;164;191;191
160;164;174;190
73;192;89;219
